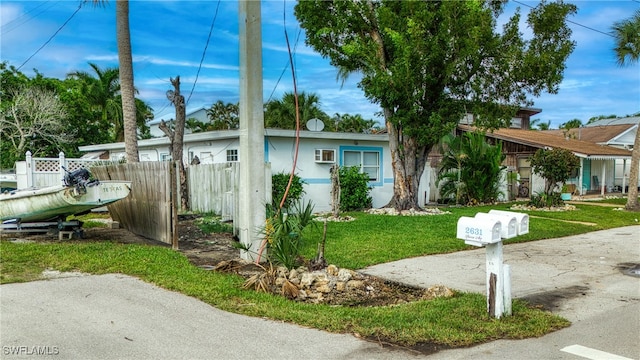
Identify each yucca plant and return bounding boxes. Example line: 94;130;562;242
263;200;316;270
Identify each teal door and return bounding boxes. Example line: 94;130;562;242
582;159;591;190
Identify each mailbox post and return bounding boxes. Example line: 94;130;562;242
457;214;516;318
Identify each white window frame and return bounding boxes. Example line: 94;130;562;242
340;146;382;185
314;149;336;163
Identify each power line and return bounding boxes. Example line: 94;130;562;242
185;0;221;106
512;0;616;38
17;2;83;71
1;1;59;34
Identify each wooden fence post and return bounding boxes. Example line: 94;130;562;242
170;161;179;250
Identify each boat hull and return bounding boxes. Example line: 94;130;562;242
0;181;131;222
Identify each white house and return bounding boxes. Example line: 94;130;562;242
78;129;431;212
148;106;209;137
544;116;639;192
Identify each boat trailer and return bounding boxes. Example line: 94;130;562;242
1;218;84;240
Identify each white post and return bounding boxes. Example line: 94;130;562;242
238;0;266;262
486;242;505;318
503;264;512;316
578;158;584;195
59;151;66;185
26;151;33;188
622;159;627;194
601;162;606;196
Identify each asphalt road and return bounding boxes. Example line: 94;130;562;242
1;226;639;360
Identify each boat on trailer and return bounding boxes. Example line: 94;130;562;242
0;168;131;236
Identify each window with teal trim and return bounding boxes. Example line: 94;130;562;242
343;150;380;182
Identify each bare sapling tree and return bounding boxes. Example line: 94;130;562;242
0;86;72;157
159;76;188;210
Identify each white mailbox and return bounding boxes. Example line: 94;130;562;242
488;210;529;235
456;216;502;247
475;212;517;239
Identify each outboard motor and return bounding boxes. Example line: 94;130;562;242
63;168;91;187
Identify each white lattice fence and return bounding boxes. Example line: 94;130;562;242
15;151;111;189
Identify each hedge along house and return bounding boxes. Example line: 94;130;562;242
78;128;399;212
454;125;634;199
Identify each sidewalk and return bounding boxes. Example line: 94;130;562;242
362;226;640;320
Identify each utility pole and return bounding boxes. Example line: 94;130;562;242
238;0;266;261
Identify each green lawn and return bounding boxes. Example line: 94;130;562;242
1;198;638;348
300;201;639;269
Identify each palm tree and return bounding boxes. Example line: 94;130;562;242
67;63;122;140
529;118;551;130
264;92;328;129
88;0;138;161
68;63;152;142
612;10;640;210
116;0;139;162
206;100;239;130
334;113;378;133
612;10;640;66
437;132;505;205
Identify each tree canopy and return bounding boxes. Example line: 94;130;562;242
295;0;576;210
0;62;152;169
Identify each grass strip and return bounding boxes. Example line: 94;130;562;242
0;240;569;347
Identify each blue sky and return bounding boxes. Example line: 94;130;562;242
1;0;638;129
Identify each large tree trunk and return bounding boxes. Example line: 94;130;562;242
116;0;139;163
625;129;640;210
383;108;430;210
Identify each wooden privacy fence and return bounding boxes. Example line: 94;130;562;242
188;163;238;221
92;162;175;245
187;162;272;222
91;161;272;246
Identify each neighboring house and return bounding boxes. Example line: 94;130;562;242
448;125;634;200
148;106;209;137
79;129;404;212
543;115;639;192
544;116;638;149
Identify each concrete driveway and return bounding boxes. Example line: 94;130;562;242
1;226;639;359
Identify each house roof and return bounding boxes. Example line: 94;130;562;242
542;124;636;144
459;125;632;160
149;106;208;125
79;129;390;152
584;116;640;127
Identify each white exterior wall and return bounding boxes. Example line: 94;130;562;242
265;136;393;212
80;131;393;213
186;139;240;164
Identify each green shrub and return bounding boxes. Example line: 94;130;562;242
437;132;505;204
339;166;372;211
530;148;580;196
272;172;305;208
529;191;564;208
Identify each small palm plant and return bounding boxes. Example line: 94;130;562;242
437;132;505;204
263;201;316;270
